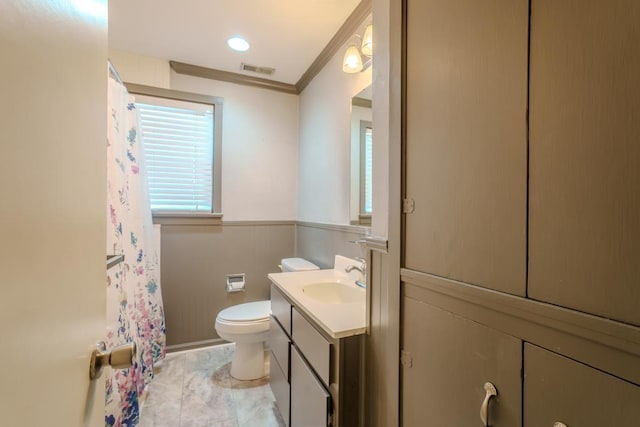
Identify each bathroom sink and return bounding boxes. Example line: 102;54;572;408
302;282;364;304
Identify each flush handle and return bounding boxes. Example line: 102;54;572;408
89;341;136;380
480;382;498;426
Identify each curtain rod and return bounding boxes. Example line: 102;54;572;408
108;59;123;84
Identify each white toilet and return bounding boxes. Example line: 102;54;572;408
214;257;319;380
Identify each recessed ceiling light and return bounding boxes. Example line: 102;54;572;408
227;37;250;52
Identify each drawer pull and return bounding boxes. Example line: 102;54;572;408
480;382;498;426
554;423;568;427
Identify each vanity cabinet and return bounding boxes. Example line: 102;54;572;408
269;315;291;427
269;284;362;427
269;285;292;427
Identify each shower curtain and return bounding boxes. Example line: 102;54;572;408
106;76;166;426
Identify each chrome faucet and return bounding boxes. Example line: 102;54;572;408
345;257;367;288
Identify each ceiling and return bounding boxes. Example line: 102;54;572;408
108;0;362;85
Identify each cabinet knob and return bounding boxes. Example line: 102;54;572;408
480;382;498;426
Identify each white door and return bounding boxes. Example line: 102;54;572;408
0;1;108;426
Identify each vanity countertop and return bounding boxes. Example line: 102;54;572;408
268;266;366;340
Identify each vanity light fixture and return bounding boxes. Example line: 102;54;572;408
343;45;364;73
361;24;373;56
227;36;250;52
342;24;372;74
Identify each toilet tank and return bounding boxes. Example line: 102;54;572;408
281;257;319;272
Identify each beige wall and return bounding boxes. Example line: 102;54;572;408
171;72;299;221
298;35;372;225
109;49;171;88
109;51;300;221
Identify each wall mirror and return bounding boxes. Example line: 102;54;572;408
350;85;373;225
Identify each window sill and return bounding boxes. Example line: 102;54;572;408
357;214;372;226
152;213;223;225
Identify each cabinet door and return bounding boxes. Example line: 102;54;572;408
529;0;640;325
290;346;330;427
269;349;290;427
402;297;522;426
404;0;528;295
525;343;640;426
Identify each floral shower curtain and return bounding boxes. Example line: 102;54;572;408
106;76;166;426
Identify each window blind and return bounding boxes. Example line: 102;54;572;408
135;95;215;213
363;126;373;214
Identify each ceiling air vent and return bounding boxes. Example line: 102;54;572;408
240;63;276;75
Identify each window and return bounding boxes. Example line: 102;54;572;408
360;120;373;218
128;84;223;217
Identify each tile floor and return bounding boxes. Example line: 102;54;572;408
139;344;286;427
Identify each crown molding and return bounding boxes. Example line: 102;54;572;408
170;60;298;95
296;0;372;93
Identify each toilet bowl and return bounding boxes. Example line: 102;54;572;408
215;300;271;380
215;258;319;381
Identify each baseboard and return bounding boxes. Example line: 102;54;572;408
165;338;228;353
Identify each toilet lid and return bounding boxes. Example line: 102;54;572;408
217;301;271;322
281;257;319;272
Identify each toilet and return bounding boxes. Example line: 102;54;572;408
214;257;319;380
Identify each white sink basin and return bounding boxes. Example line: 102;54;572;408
268;255;367;338
303;282;364;304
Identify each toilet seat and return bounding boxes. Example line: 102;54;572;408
217;300;270;322
215;301;271;336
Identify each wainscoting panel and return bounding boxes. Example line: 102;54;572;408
161;222;295;348
295;222;369;268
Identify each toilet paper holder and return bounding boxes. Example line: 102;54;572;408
226;273;246;293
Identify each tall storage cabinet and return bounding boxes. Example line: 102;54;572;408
402;0;640;425
404;0;529;296
528;0;640;326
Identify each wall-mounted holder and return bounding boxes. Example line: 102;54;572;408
106;254;124;270
226;273;246;293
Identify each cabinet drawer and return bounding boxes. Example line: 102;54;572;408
290;345;330;427
271;283;292;335
269;350;290;427
292;307;331;386
269;316;289;381
524;344;640;426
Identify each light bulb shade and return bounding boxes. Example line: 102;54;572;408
361;24;373;56
227;36;250;52
343;45;363;73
